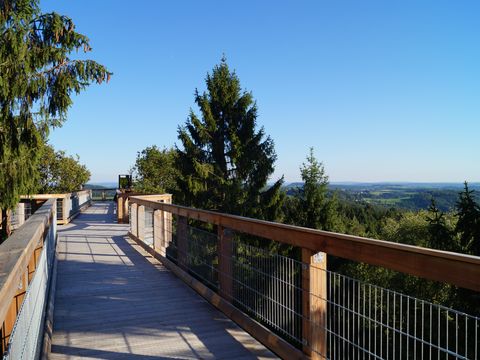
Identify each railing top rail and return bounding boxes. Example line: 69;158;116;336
20;189;92;200
129;196;480;292
0;199;56;324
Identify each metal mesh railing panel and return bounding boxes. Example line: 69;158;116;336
3;212;57;360
128;207;480;359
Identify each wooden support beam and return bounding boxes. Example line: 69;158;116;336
117;195;124;223
218;226;233;302
177;216;188;269
302;249;327;359
130;203;138;238
153;209;165;255
123;197;129;223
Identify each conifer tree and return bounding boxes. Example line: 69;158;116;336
426;198;455;251
0;0;110;238
176;58;284;220
455;182;480;255
297;147;339;231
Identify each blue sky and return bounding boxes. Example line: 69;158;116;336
41;1;480;183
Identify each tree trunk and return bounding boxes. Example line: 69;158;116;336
1;208;12;242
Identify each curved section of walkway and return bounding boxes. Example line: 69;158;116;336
50;202;276;359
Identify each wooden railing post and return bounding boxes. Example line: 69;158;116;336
177;215;188;269
218;226;233;302
117;195;124;223
15;203;25;229
130;203;138;237
123;197;129;223
137;205;145;241
153;209;165;255
62;195;69;224
302;248;327;359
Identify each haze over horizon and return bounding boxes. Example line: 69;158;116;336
41;1;480;183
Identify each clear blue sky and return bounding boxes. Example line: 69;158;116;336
41;0;480;184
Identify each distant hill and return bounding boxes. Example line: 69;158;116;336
282;182;480;212
85;182;117;189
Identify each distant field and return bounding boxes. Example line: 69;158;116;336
284;182;480;212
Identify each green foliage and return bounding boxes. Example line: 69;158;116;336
284;148;339;231
176;58;284;219
131;146;179;194
37;143;90;193
0;0;110;216
426;198;457;251
284;156;479;315
455;182;480;255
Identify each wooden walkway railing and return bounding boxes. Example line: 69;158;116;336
0;199;57;359
128;194;480;360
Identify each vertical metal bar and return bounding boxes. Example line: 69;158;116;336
374;287;377;358
368;284;372;359
429;304;432;360
475;318;477;360
342;275;345;358
446;310;449;360
335;273;338;359
387;290;389;360
455;313;458;357
348;278;351;358
407;297;410;358
438;307;440;360
328;270;331;360
393;293;396;360
421;301;424;360
363;283;366;360
380;288;383;359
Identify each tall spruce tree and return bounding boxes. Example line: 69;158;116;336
176;58;284;220
0;0;111;238
297;147;339;231
455;182;480;255
426;198;455;251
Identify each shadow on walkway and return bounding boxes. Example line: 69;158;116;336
51;202;276;360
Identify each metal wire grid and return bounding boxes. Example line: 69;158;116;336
4;212;57;360
56;198;63;221
314;272;480;360
140;211;480;359
186;225;219;289
231;238;303;346
24;203;32;222
144;207;154;247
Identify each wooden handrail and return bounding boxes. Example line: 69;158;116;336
0;199;56;327
129;196;480;292
20;189;91;200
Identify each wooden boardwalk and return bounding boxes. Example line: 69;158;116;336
50;202;277;360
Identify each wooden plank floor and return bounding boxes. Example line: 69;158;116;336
50;202;277;360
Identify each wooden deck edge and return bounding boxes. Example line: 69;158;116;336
40;247;59;359
128;233;307;360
